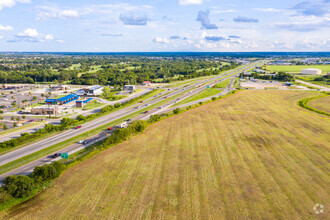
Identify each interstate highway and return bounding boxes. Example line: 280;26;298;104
0;61;264;170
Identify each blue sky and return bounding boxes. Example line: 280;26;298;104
0;0;329;52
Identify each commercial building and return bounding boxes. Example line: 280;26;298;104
123;85;135;91
142;81;151;86
31;106;58;115
83;85;104;96
301;68;322;75
76;98;93;108
45;93;80;105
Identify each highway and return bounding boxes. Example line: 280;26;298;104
0;61;264;182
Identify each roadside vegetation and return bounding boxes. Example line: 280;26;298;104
173;88;220;106
213;78;231;88
297;92;330;116
1;90;328;219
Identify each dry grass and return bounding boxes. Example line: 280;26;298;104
308;95;330;114
1;90;329;219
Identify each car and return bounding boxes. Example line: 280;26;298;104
82;140;89;144
136;106;141;109
28;119;34;122
145;111;149;113
51;153;61;158
127;119;132;122
165;96;168;99
76;125;82;129
146;103;150;106
159;106;163;109
140;101;143;103
108;127;113;130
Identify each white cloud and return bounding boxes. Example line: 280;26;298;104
37;6;80;20
179;0;203;5
153;37;170;44
0;35;3;39
0;0;30;11
14;28;54;42
253;8;281;12
0;24;13;31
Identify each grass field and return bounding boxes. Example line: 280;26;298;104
308;95;330;114
2;90;329;219
265;65;330;74
173;88;220;106
213;78;231;88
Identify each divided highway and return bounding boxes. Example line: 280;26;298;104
0;61;265;181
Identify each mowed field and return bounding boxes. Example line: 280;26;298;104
265;65;330;73
1;90;329;219
309;95;330;114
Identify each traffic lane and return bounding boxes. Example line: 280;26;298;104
0;124;45;142
0;63;258;166
0;63;262;181
0;84;192;165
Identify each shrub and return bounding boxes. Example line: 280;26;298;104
3;175;35;198
0;188;12;203
32;161;65;181
173;108;181;114
211;97;216;101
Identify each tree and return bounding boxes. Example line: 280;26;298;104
22;115;26;119
173;108;181;114
11;116;14;121
3;124;7;130
3;175;35;198
211;97;216;101
16;117;20;122
13;122;17;127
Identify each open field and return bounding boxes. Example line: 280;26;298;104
308;95;330;114
265;65;330;74
2;90;329;219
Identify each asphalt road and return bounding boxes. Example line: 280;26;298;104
0;61;264;182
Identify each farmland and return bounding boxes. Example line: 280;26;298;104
265;65;330;74
1;90;329;219
308;95;330;114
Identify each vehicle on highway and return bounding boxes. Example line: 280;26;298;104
159;106;163;109
145;111;149;113
28;119;34;122
136;106;141;109
140;101;143;103
127;119;132;122
146;103;150;106
108;127;113;130
51;153;61;158
76;125;82;129
165;96;168;99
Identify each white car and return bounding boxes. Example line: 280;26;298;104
159;106;163;109
146;104;150;106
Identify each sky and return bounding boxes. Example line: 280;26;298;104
0;0;329;52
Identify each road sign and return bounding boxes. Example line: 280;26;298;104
207;85;210;88
61;152;69;159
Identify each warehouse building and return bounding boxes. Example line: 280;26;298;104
301;68;322;75
76;98;93;108
83;85;104;96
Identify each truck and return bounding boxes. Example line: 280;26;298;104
120;122;128;128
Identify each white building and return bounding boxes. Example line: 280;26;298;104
301;68;322;75
83;85;104;96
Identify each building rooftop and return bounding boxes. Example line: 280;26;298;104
87;85;103;91
58;93;79;102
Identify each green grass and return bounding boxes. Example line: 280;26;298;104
297;92;330;117
213;79;231;88
265;65;330;74
81;101;104;110
295;75;329;88
0;122;45;141
3;90;329;219
173;88;220;107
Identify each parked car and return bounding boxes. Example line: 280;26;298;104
51;153;61;158
76;125;82;129
108;127;113;130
